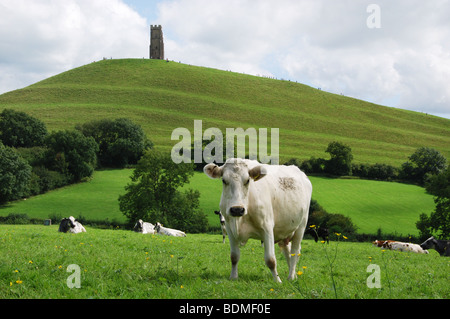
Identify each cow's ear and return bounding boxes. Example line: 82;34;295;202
204;163;222;179
249;166;266;182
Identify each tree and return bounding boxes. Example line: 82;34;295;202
118;149;207;232
0;109;48;148
44;130;98;182
324;141;353;176
400;147;447;184
76;118;153;168
417;166;450;240
0;143;32;204
416;197;450;241
425;166;450;198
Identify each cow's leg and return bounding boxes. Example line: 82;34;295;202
228;235;240;280
264;231;282;283
278;240;292;267
287;228;304;281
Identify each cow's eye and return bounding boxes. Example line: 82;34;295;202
222;179;228;186
244;178;250;186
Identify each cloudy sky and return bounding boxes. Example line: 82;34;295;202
1;0;449;119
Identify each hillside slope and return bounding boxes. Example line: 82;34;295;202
0;58;449;165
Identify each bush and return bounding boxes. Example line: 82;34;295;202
30;166;69;194
76;118;152;168
44;130;98;182
308;198;357;236
0;109;47;148
400;147;447;185
15;146;48;167
0;143;32;204
0;213;42;225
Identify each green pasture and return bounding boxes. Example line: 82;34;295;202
0;170;436;236
1;59;449;166
0;225;447;299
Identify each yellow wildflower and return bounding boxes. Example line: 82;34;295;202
309;225;316;228
180;285;184;289
269;288;274;292
16;279;23;284
321;241;325;244
28;260;33;264
170;255;174;258
343;236;348;240
297;271;303;276
302;266;307;270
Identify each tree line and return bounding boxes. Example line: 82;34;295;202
0;109;151;203
285;141;449;240
285;141;447;186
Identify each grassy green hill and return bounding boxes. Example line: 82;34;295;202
0;58;449;166
0;170;435;236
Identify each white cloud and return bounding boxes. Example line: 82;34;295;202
158;0;450;118
0;0;148;93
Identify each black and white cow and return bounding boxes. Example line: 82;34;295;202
58;216;86;234
133;219;155;234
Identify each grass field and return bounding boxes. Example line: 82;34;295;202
0;170;436;236
0;59;449;167
1;225;447;299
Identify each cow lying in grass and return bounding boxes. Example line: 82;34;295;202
373;240;428;254
154;222;186;237
420;237;450;256
133;219;155;234
58;216;86;234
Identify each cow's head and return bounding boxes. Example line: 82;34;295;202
154;222;162;233
134;219;144;232
420;236;437;250
204;159;266;218
68;216;77;228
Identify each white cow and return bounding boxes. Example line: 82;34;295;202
133;219;155;234
204;158;312;282
154;222;186;237
387;241;429;254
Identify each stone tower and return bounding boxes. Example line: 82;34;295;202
150;25;164;60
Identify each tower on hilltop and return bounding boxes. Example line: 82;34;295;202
150;25;164;60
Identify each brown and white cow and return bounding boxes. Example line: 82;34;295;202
204;158;312;282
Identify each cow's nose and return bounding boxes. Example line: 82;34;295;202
230;206;245;217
